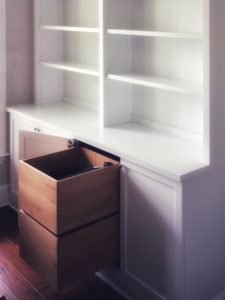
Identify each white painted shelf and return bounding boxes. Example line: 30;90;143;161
107;29;203;40
108;73;202;95
41;61;99;77
41;25;99;33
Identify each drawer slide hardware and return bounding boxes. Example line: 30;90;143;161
67;139;80;149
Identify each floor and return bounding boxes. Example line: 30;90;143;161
0;206;126;300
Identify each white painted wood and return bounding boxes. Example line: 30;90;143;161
40;25;99;33
9;113;71;208
41;61;99;77
107;29;203;40
7;103;207;181
19;130;68;161
9;0;225;299
107;0;203;34
120;162;184;300
183;168;225;300
0;0;6;154
106;32;203;139
40;0;99;28
35;0;100;113
108;73;202;95
9;116;37;208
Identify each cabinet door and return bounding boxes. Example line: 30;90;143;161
10;116;37;206
121;162;183;300
10;116;68;208
19;130;68;161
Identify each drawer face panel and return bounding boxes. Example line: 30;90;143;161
19;211;120;291
19;146;120;235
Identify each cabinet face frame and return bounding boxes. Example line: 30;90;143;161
9;116;38;207
120;160;184;300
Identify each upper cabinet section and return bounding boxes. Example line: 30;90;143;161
39;0;99;29
32;0;213;177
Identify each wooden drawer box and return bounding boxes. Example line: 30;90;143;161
19;143;120;235
19;210;119;290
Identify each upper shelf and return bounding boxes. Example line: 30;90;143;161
40;25;99;33
108;73;202;95
41;61;99;77
107;29;203;40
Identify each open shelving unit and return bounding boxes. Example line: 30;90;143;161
35;0;207;164
35;0;100;114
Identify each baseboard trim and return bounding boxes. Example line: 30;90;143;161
97;267;162;300
212;289;225;300
0;184;9;207
97;271;134;300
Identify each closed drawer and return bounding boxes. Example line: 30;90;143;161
19;144;120;235
19;210;119;291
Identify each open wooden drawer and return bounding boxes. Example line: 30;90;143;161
20;210;119;290
19;131;120;235
18;131;120;290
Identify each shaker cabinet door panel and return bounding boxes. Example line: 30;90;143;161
19;130;68;160
122;165;182;299
10;117;37;201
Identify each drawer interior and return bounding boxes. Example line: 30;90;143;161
23;146;119;180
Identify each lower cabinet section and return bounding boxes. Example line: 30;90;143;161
19;211;120;291
18;132;121;290
19;145;120;235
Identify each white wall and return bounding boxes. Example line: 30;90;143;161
0;0;33;205
6;0;33;105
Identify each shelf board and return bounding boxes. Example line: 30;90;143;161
41;61;99;77
40;25;99;33
107;73;202;95
107;29;203;40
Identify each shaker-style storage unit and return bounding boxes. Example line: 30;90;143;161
7;0;225;299
18;131;120;290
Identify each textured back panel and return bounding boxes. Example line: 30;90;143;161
107;0;203;33
39;66;63;103
64;72;99;111
132;87;203;137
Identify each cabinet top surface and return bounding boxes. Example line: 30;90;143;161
7;103;208;182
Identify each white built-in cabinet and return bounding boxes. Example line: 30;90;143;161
7;0;225;299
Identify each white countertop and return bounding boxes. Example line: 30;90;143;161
7;102;209;182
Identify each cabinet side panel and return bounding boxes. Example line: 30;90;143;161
184;168;225;300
